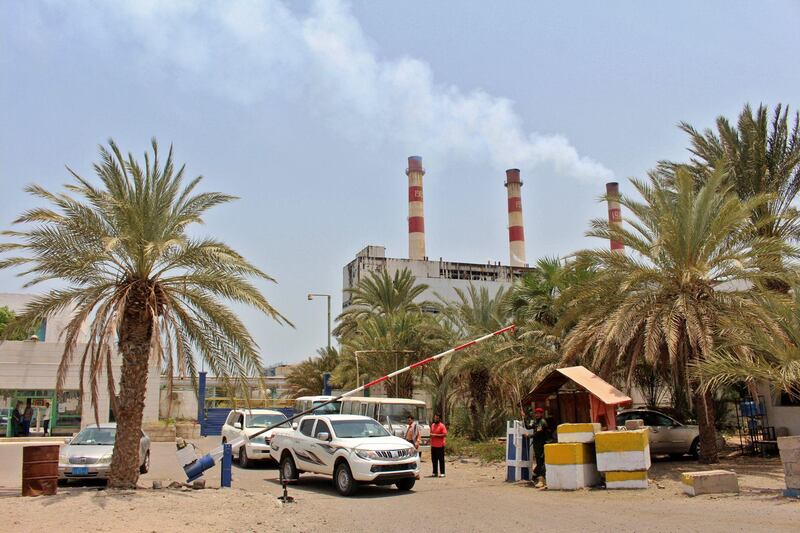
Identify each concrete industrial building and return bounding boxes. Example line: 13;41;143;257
0;293;160;435
343;156;535;310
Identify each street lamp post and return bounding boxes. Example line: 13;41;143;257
307;293;331;350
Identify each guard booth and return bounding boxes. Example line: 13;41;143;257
522;366;632;430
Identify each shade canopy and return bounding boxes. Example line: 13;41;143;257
524;366;631;406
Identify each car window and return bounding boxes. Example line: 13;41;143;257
652;414;675;426
331;419;391;438
299;419;315;436
314;420;331;438
237;414;244;426
225;412;237;426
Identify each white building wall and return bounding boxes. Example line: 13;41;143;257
0;293;90;343
0;341;160;427
758;382;800;436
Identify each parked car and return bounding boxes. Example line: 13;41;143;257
58;423;150;481
220;408;290;467
616;409;725;458
270;414;420;496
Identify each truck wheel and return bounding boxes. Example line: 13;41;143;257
239;446;251;469
280;453;298;482
334;461;357;496
395;478;415;491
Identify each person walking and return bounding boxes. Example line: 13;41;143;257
42;402;51;436
22;401;33;437
430;413;447;478
405;414;422;461
524;406;549;488
11;401;24;437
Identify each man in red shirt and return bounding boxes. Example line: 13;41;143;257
430;413;448;478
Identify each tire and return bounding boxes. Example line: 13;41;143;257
139;451;150;474
334;461;357;496
280;453;298;482
690;437;700;460
395;478;416;491
239;446;251;469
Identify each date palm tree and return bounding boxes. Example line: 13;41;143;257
562;167;789;463
285;347;340;397
0;139;290;488
698;292;800;399
664;103;800;291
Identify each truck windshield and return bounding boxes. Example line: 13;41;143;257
332;419;391;438
246;414;290;428
312;401;341;415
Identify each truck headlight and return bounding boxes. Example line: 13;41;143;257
355;449;379;460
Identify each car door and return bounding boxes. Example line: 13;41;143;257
294;418;321;472
311;419;335;475
640;412;671;453
221;411;237;442
653;413;693;453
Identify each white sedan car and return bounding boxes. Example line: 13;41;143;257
220;409;290;467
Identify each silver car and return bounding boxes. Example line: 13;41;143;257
616;409;725;458
58;423;151;481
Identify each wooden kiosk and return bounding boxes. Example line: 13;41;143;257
522;366;632;430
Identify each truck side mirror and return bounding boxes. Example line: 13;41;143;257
317;432;330;442
234;422;242;430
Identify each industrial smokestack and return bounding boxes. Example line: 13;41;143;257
406;156;426;260
505;169;527;267
606;182;624;253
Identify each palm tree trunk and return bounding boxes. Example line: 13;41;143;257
108;283;154;488
693;385;719;464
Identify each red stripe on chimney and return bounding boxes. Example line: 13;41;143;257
409;216;425;233
509;226;524;242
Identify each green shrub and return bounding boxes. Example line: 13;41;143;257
445;435;505;463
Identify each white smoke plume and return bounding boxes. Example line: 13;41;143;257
30;0;613;181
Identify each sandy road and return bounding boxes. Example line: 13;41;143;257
1;439;797;532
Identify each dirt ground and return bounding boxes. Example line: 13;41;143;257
1;451;797;533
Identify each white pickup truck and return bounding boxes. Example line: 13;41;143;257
269;414;420;496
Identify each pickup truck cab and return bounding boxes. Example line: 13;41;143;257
270;414;420;496
221;409;290;467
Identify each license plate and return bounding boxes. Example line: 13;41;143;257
72;467;89;475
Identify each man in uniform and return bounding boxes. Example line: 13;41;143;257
524;406;548;488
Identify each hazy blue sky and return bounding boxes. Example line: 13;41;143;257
2;1;798;365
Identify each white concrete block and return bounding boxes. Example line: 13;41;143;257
681;470;739;496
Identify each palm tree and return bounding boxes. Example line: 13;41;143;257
440;284;514;439
562;168;789;463
664;103;800;291
285;347;340;397
334;268;428;339
697;292;799;399
0;139;290;488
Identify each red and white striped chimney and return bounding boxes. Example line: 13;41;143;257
406;156;426;260
606;182;624;253
505;168;527;267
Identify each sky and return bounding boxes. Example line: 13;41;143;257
1;1;799;366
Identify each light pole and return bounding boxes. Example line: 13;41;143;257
307;293;331;350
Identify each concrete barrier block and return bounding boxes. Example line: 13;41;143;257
545;443;600;490
595;429;651;472
605;470;648;489
779;436;800;491
681;470;739;496
557;423;602;444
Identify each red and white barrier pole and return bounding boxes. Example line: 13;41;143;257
248;324;517;439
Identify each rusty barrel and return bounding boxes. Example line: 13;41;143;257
22;445;59;496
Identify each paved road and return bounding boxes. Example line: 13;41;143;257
2;438;798;532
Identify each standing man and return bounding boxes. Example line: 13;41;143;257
430;413;448;478
22;400;33;436
42;402;51;436
524;406;548;488
405;414;422;461
11;401;24;437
